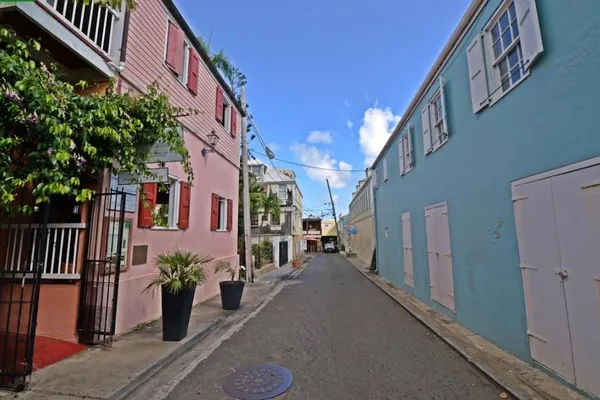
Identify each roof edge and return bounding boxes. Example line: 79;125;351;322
371;0;486;168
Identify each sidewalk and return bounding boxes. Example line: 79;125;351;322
344;255;586;400
12;272;297;400
256;254;313;284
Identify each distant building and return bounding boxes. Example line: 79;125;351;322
347;171;375;264
321;219;337;248
249;161;303;266
302;216;322;253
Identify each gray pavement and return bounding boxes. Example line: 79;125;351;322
165;254;508;399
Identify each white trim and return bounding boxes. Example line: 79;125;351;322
425;201;448;212
512;157;600;188
1;223;87;229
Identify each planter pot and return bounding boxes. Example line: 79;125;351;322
219;281;245;310
161;286;195;342
292;260;301;269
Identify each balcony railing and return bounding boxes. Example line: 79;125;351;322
1;223;86;279
45;0;119;55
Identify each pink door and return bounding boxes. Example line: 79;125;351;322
513;161;600;398
402;212;414;287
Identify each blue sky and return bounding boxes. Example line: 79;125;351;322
175;0;471;217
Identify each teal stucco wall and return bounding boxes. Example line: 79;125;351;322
373;0;600;361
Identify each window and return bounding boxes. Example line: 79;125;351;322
179;40;190;85
278;185;287;201
106;220;131;270
217;197;227;230
155;180;180;229
251;214;259;227
468;0;544;112
383;158;388;181
489;3;523;93
211;193;232;232
221;98;231;131
422;78;448;155
398;126;413;175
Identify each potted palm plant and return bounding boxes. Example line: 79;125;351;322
215;261;245;310
144;249;213;341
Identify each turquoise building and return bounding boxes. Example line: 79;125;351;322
371;0;600;397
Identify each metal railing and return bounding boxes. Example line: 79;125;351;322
45;0;119;55
1;223;86;279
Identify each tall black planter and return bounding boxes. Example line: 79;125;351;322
219;281;245;310
161;286;195;341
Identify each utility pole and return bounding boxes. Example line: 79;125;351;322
241;86;253;282
326;179;341;248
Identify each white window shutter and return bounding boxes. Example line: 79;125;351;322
383;158;388;181
421;105;432;155
398;141;405;175
467;34;488;113
514;0;544;69
406;125;413;167
439;77;449;137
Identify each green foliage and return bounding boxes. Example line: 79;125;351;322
0;29;192;210
144;249;212;294
251;239;273;266
215;261;239;282
196;37;246;92
83;0;137;11
260;193;281;225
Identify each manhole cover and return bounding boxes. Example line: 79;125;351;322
223;363;293;400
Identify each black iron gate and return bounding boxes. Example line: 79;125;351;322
279;241;288;267
77;190;126;345
0;188;49;390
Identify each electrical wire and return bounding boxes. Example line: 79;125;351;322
251;150;366;173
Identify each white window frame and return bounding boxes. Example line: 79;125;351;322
220;96;231;133
217;196;227;231
428;89;448;152
483;0;530;106
399;125;413;176
278;185;287;201
179;40;191;86
152;177;181;230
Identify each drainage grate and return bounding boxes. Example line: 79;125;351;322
223;363;293;400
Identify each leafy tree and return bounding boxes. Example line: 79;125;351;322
196;37;247;92
0;29;192;212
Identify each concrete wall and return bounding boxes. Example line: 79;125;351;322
113;0;240;335
372;0;600;362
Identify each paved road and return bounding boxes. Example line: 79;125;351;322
167;254;506;399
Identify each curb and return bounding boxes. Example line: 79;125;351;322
109;279;290;400
344;258;584;400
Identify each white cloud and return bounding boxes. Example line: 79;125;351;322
358;106;401;166
290;144;353;189
346;120;354;130
307;131;334;144
344;98;351;109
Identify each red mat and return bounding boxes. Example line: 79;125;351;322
32;336;87;371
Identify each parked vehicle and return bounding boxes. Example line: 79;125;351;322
324;242;337;253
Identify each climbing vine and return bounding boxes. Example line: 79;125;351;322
0;28;193;213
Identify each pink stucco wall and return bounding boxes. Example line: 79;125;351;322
113;0;240;335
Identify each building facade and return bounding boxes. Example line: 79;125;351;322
113;0;243;335
347;173;375;264
249;162;303;266
371;0;600;397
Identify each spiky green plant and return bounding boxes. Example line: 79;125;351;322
144;250;212;294
215;261;239;282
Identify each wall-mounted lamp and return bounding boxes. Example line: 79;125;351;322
201;130;219;157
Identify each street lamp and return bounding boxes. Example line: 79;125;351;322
201;130;220;157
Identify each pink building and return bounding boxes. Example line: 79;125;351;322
115;0;243;334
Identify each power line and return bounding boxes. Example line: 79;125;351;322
251;150;366;173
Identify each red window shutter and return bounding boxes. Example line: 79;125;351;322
230;110;237;138
178;182;191;230
210;193;219;231
138;183;157;228
173;29;184;75
226;199;233;232
187;50;199;94
215;87;224;123
165;22;180;72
